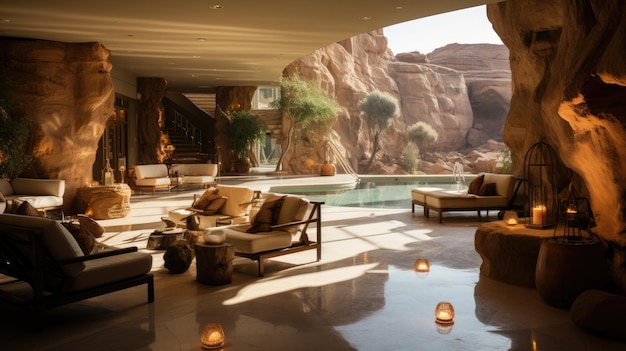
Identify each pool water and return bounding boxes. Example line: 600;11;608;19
281;181;467;209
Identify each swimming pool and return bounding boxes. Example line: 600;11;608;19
271;179;469;209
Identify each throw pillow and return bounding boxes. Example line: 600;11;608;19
202;196;227;215
15;201;42;217
468;175;485;195
0;192;5;202
478;182;497;196
77;214;105;238
193;187;220;210
247;196;286;233
61;221;95;255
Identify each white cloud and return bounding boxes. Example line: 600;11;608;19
384;5;503;55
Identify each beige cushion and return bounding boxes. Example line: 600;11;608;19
217;225;293;254
183;175;215;185
482;173;516;200
12;195;63;209
216;184;254;217
426;190;508;209
135;177;171;186
134;164;169;179
11;178;65;197
411;187;445;203
171;163;218;177
0;214;85;276
68;251;153;291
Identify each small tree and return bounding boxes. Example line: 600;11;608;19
225;110;265;168
407;121;438;160
358;90;399;173
270;74;339;172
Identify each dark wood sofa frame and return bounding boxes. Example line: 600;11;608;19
234;201;324;277
0;222;154;330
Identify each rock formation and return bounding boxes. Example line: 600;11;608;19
286;31;511;175
487;0;626;290
0;39;115;212
137;77;167;165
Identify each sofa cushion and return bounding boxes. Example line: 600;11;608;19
478;182;497;196
194;187;220;209
203;197;227;215
134;177;171;186
134;164;169;179
0;179;13;196
426;190;509;209
411;187;445;203
12;195;63;209
68;250;153;292
220;225;293;254
482;173;516;200
171;163;218;177
14;201;42;217
247;196;286;233
468;175;484;195
215;185;255;217
11;178;65;197
61;221;95;255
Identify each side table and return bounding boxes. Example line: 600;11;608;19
195;242;234;285
76;183;131;219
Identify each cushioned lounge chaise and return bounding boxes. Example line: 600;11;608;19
411;173;518;223
0;214;154;330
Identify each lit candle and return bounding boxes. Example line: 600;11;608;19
435;302;455;323
414;258;430;273
566;207;577;219
532;206;546;225
507;218;517;225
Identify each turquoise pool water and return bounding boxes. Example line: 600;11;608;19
276;181;467;209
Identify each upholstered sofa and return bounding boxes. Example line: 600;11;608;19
0;178;65;214
0;213;154;329
411;173;517;223
169;163;218;189
202;193;323;276
134;164;171;194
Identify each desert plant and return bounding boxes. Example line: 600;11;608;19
401;144;420;174
498;146;512;174
358;90;400;173
407;121;438;160
270;74;339;172
0;81;31;179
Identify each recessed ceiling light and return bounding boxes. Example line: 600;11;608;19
197;38;206;42
192;55;200;58
209;4;223;10
361;16;372;21
1;19;11;23
395;6;403;10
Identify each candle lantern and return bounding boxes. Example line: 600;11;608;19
503;210;519;225
554;188;594;243
201;322;225;349
523;142;557;229
434;301;455;324
413;258;430;273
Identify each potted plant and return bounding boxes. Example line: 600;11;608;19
226;110;265;173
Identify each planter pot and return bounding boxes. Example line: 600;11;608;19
320;162;336;176
233;160;250;173
535;237;608;309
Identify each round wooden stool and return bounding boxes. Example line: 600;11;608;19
195;242;234;285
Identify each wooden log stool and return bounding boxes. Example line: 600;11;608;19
147;228;184;250
195;242;234;285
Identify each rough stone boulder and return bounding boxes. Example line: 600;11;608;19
0;39;115;213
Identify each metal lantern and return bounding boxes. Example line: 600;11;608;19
201;322;225;349
523;141;557;229
554;189;594;243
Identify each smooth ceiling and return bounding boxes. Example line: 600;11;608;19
0;0;497;93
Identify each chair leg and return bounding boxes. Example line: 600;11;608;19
258;257;265;277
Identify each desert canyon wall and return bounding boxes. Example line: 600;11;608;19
285;32;511;175
488;0;626;289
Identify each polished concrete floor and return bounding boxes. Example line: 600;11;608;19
1;176;625;350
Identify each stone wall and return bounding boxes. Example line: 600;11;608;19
488;0;626;290
0;39;115;212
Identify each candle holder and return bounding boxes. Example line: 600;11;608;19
503;210;519;225
434;301;455;324
413;258;430;273
201;322;225;349
554;196;594;244
523;142;557;229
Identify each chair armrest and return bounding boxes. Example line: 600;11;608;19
59;247;139;264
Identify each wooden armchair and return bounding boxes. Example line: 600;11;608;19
0;214;154;330
203;194;324;276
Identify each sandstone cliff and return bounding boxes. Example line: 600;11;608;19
286;31;511;175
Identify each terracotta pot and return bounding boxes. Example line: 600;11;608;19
535;237;608;309
320;162;336;176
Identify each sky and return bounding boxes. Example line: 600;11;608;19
384;5;503;55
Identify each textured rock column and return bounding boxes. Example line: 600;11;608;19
0;39;115;213
137;77;167;165
214;86;256;172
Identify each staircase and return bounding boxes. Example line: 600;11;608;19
165;114;210;164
